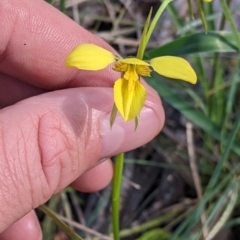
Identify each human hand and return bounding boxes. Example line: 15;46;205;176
0;0;165;239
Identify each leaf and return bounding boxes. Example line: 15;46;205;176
136;228;170;240
145;31;239;58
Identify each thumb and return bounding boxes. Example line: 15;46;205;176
0;86;164;231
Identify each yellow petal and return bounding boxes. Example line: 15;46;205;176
65;44;116;70
114;78;146;121
120;57;149;66
150;56;197;84
203;0;212;2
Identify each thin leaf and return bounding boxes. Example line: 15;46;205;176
219;0;240;50
60;0;65;13
136;8;152;60
38;205;83;240
145;0;173;45
145;31;238;58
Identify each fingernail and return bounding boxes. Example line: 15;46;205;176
100;103;164;159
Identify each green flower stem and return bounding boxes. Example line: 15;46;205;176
112;153;124;240
38;204;83;240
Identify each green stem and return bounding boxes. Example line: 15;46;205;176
196;0;208;33
59;0;65;13
203;0;215;30
186;0;194;20
38;204;83;240
145;0;173;45
112;153;124;240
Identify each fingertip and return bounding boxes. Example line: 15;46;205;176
71;159;113;192
0;211;42;240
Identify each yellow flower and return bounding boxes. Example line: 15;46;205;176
65;44;197;122
203;0;212;2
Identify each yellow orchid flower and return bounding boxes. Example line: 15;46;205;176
65;43;197;123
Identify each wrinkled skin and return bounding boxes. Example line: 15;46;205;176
0;0;165;239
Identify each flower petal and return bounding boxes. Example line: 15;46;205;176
114;78;146;121
120;57;150;66
65;44;116;70
150;56;197;84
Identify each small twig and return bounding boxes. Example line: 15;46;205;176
65;0;88;8
102;0;116;24
72;4;80;24
186;121;208;239
60;191;73;229
162;126;218;162
122;176;141;190
56;214;113;240
69;193;89;238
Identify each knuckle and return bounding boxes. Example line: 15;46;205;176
37;110;80;193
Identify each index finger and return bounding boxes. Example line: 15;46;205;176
0;0;118;89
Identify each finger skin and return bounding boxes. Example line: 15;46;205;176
0;87;164;232
71;158;113;192
0;0;119;89
0;211;42;240
0;161;113;240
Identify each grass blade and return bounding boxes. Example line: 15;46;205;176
38;205;83;240
207;111;240;190
145;31;238;58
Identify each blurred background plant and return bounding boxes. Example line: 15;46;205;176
41;0;240;239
